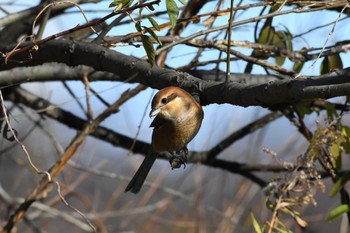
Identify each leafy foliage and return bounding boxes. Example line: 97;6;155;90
166;0;179;28
140;34;155;67
320;53;343;74
108;0;183;66
327;204;350;222
109;0;134;10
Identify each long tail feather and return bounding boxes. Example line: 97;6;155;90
124;152;157;194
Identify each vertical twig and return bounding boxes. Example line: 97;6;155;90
226;0;235;82
36;5;51;40
83;74;93;121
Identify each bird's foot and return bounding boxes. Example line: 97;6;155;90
169;148;188;169
169;156;187;169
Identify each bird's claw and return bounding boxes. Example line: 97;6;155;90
169;147;188;169
169;156;187;169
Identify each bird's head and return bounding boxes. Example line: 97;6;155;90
149;86;200;121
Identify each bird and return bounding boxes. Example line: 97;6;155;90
125;86;204;194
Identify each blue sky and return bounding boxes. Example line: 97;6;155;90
2;0;349;163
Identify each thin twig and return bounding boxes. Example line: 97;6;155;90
3;0;162;62
2;85;146;232
226;0;235;82
0;90;51;181
83;74;93;121
295;2;350;78
53;180;97;232
153;3;345;56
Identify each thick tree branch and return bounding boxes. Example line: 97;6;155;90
0;62;282;87
1;40;350;108
0;63;123;87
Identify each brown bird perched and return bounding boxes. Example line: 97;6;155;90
125;86;204;193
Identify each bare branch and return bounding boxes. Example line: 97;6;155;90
1;40;350;107
2;84;146;232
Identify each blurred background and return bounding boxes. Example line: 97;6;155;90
1;0;350;232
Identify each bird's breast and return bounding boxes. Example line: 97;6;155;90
151;117;201;153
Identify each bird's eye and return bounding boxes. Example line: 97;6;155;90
161;97;168;104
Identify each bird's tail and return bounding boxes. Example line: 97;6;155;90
124;151;157;194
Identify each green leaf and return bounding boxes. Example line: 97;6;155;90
309;126;325;160
294;100;313;119
329;138;342;170
109;0;121;8
258;25;275;45
265;197;275;210
141;35;155;67
328;53;343;70
324;102;338;122
177;0;186;4
135;21;142;32
275;56;285;66
166;0;179;28
121;0;133;6
342;126;350;153
320;54;343;74
285;30;293;52
329;172;350;197
250;212;263;233
256;25;275;57
320;56;329;75
109;0;133;9
147;16;160;31
327;204;350;222
274;31;287;66
273;225;293;233
293;61;304;73
143;26;162;45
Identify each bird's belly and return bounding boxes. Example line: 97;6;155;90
152;123;191;152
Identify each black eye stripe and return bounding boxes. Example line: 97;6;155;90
160;93;177;105
167;93;177;102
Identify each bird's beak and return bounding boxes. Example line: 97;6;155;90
149;108;160;118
